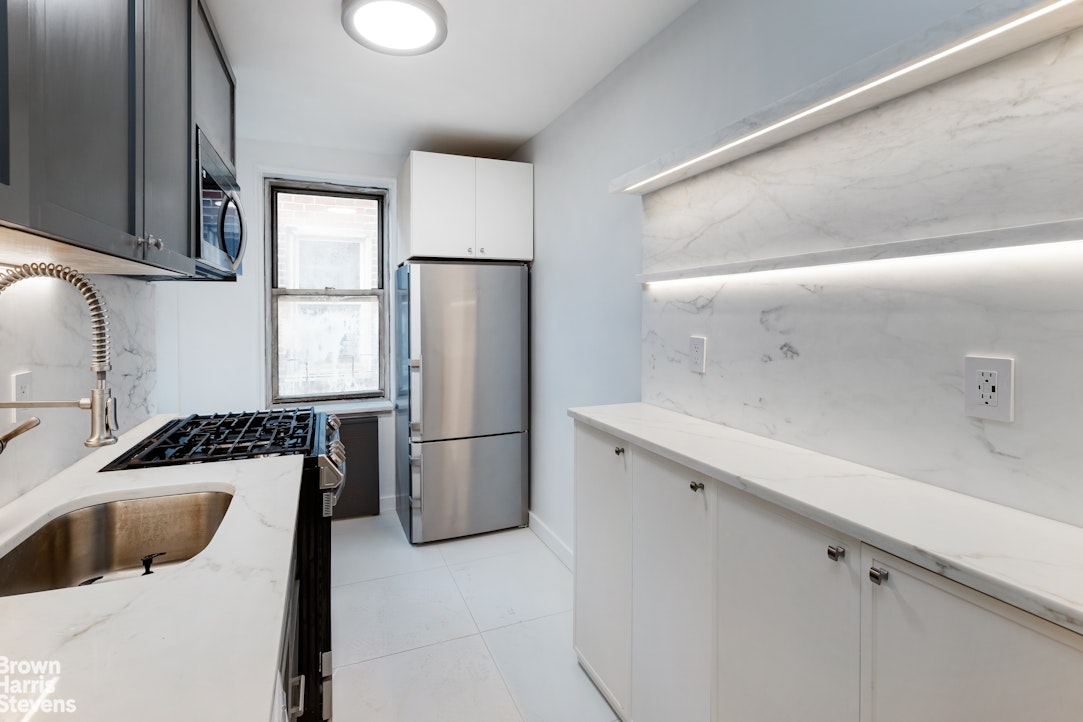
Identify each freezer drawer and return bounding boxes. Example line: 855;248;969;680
408;432;528;543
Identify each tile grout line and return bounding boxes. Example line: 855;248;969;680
331;629;484;672
478;626;528;722
330;559;448;589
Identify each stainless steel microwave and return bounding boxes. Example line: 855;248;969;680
196;129;244;278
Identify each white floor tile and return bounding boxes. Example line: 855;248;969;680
333;635;524;722
332;513;444;587
332;567;478;667
483;612;618;722
450;547;573;631
436;526;546;567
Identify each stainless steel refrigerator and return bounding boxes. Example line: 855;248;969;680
395;261;529;543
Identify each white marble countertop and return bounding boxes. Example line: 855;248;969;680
570;402;1083;635
0;415;303;721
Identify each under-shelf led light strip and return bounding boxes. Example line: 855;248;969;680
624;0;1082;193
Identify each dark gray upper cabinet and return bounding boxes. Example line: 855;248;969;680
193;0;234;169
22;0;196;276
0;0;29;227
143;0;195;272
28;0;143;262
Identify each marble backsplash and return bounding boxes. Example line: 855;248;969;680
642;27;1083;275
641;29;1083;526
0;273;156;507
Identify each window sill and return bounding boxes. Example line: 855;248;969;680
274;398;394;415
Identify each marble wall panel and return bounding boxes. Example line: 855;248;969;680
643;28;1083;275
0;274;156;506
642;28;1083;526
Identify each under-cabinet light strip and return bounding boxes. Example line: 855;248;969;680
623;0;1082;193
640;237;1083;287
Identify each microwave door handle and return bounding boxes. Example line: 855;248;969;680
218;193;246;272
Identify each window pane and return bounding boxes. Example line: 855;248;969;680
275;192;380;290
276;295;381;398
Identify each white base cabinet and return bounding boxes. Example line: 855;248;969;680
716;488;860;722
861;545;1083;722
573;425;632;718
631;449;715;722
571;420;1083;722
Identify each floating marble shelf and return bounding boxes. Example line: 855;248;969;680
613;0;1083;197
637;218;1083;284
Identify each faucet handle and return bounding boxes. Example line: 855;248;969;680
0;417;42;454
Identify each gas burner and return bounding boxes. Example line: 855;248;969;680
101;408;317;471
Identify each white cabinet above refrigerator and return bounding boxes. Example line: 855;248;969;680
397;150;533;262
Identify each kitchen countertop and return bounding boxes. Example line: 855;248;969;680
570;402;1083;636
0;415;303;721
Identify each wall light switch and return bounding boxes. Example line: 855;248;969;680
964;356;1013;422
689;336;707;374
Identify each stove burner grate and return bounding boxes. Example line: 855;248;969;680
101;408;317;471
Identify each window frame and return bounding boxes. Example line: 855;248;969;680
266;178;390;405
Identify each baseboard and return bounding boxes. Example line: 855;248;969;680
528;510;574;571
380;494;396;514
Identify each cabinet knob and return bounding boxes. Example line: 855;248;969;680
150;236;164;250
827;545;846;562
614;446;625;456
467;248;474;254
869;567;889;585
479;248;485;254
689;481;705;492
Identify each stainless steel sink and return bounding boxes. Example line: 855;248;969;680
0;491;232;598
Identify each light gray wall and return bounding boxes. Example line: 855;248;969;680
155;137;403;509
515;0;990;558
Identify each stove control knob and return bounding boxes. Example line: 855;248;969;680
327;414;341;431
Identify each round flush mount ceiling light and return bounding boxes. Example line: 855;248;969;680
342;0;448;56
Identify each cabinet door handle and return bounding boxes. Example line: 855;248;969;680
614;446;625;456
827;545;846;562
869;567;889;585
479;247;485;254
689;481;705;492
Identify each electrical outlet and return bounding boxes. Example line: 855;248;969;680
11;371;32;423
689;336;707;374
964;356;1013;422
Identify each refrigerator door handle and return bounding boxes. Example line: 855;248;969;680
409;358;422;441
409;451;422;501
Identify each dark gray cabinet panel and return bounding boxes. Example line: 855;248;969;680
143;0;194;272
0;0;29;227
193;0;233;168
333;414;380;519
28;0;141;261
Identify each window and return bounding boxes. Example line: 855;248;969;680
269;181;387;403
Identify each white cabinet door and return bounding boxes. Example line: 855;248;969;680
573;423;632;718
631;449;715;722
861;545;1083;722
475;157;533;261
717;488;860;722
404;151;475;259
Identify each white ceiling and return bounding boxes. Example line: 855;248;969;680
204;0;699;159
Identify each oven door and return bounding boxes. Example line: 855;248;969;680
197;129;245;277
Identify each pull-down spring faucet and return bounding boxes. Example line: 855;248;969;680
0;262;119;452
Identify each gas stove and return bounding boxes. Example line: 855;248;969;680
101;409;321;469
100;407;344;721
